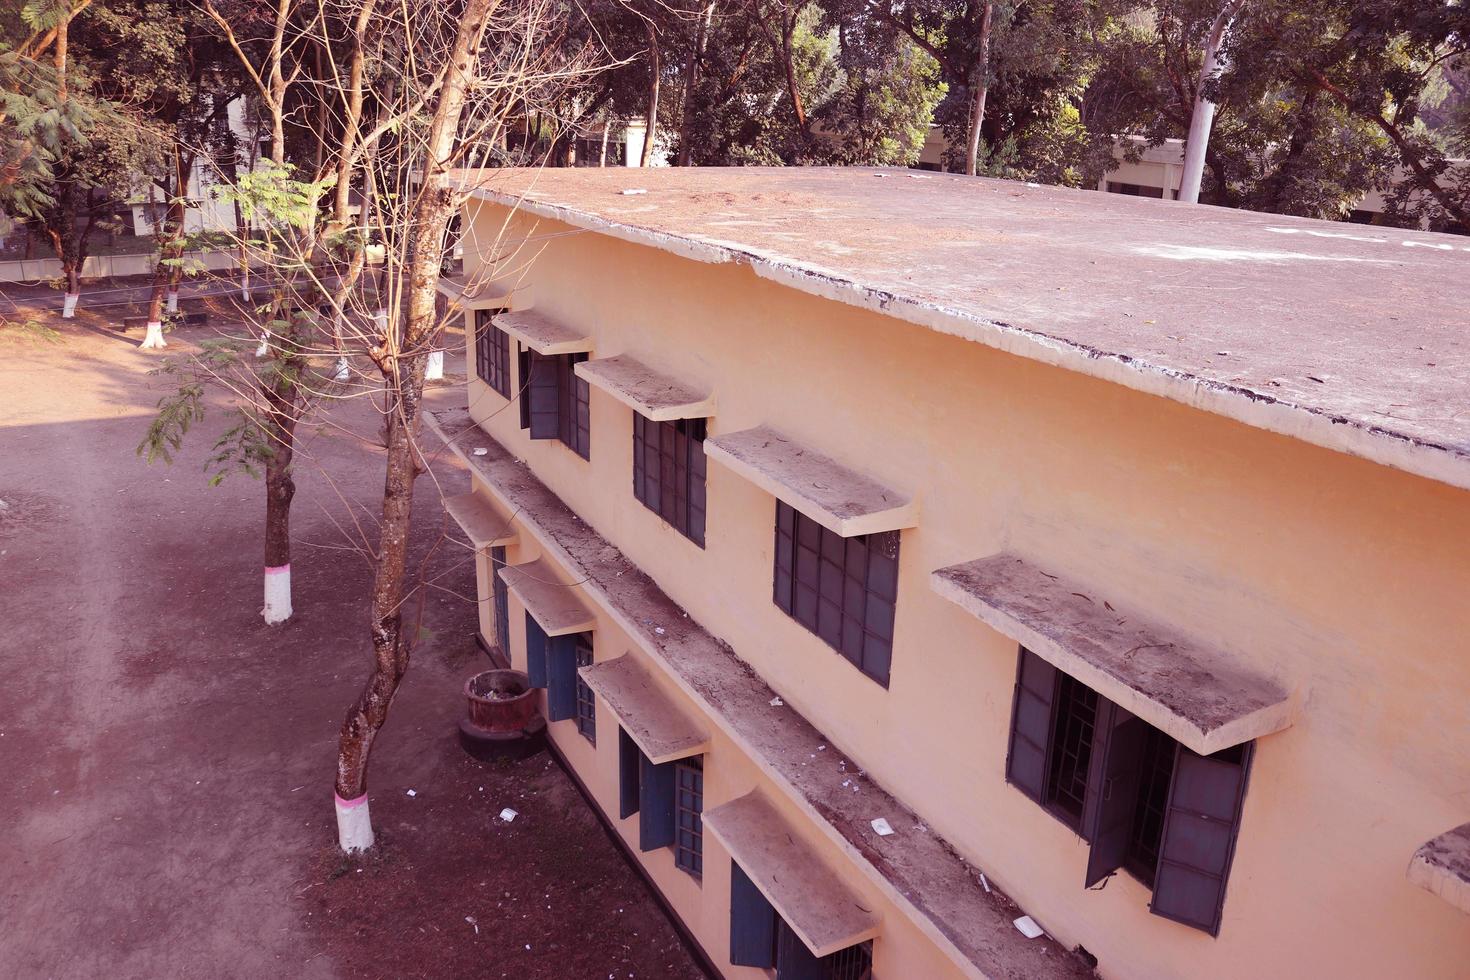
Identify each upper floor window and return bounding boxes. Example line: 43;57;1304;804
1006;647;1253;936
519;347;590;459
772;501;898;687
632;414;707;547
474;309;511;398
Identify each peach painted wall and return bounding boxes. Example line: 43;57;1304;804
475;485;960;979
460;199;1470;979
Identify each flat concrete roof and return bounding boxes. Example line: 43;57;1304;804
932;553;1295;755
464;167;1470;493
579;653;710;764
703;789;881;958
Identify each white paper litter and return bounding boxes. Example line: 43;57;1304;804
499;807;518;822
980;872;991;893
473;447;488;456
870;818;894;837
769;696;783;707
620;188;648;195
1013;915;1044;939
406;789;417;797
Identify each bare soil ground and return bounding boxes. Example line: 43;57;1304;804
0;284;705;980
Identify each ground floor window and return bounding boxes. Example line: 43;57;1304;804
574;636;596;744
491;545;509;656
674;757;703;878
729;861;873;977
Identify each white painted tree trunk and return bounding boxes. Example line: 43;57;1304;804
334;356;351;381
61;292;79;318
374;308;388;332
262;563;292;624
139;321;167;349
166;288;179;314
425;349;444;380
255;332;270;358
1178;2;1242;204
335;792;375;852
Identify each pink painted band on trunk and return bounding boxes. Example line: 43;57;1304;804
335;792;369;809
264;564;291;575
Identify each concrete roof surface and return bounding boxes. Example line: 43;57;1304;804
464;166;1470;492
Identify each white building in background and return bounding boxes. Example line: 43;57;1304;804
915;130;1467;231
130;97;266;237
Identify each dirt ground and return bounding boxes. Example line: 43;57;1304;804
0;282;706;980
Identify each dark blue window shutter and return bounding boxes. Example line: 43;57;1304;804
527;351;560;439
638;752;676;851
618;727;641;819
524;612;548;688
1082;700;1147;886
517;345;531;429
1150;743;1253;936
1006;647;1058;803
729;862;777;968
775;922;823;980
546;633;578;721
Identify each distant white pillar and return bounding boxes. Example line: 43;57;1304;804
623;121;647;168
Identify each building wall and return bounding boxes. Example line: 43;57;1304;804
460;199;1470;979
481;477;963;979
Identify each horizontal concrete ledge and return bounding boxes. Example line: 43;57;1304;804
426;408;1090;979
703;790;881;958
498;558;597;636
704;425;917;537
435;275;514;310
575;354;715;421
580;654;710;764
443;492;518;550
1409;823;1470;914
494;310;593;355
931;553;1294;756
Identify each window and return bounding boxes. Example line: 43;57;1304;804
528;617;590;726
1106;181;1167;199
619;726;702;874
674;757;704;877
772;501;898;686
491;545;509;656
729;862;873;978
475;309;511;397
574;636;596;744
632;414;707;547
519;346;590;459
1005;648;1254;936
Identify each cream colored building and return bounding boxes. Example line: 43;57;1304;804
433;166;1470;979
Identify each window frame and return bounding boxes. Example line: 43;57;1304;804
474;309;511;398
632;413;707;547
673;755;704;878
772;500;898;687
518;345;590;459
1004;647;1255;935
573;635;596;744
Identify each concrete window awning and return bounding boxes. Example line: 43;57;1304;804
579;654;709;763
703;790;881;958
930;553;1294;756
1408;823;1470;914
443;492;518;551
498;558;597;635
494;310;593;355
704;426;917;537
574;354;714;421
436;276;514;310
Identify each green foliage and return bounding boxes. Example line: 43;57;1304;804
137;377;206;466
220;163;337;232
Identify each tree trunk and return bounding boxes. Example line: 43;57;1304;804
675;1;714;167
261;370;298;625
599;119;610;166
640;19;660;167
334;0;500;853
964;0;994;177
